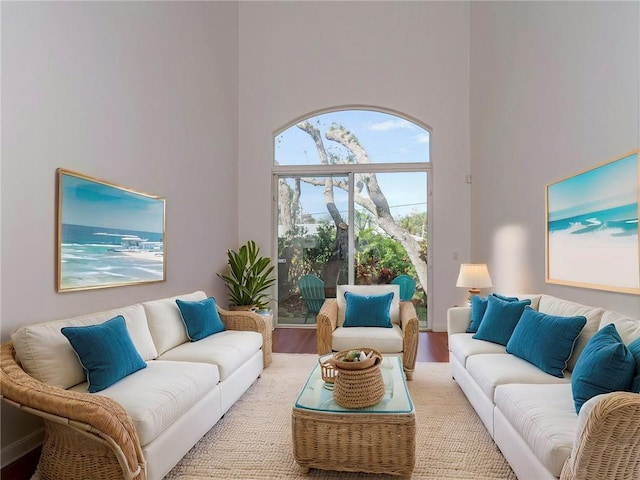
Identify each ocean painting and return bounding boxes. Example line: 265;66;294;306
546;150;639;294
57;169;166;291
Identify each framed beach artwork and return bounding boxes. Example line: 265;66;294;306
545;150;639;294
57;169;166;292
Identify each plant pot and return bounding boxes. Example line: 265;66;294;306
229;305;258;312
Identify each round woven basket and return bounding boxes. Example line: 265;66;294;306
332;347;378;370
332;349;384;409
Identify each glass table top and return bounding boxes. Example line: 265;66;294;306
294;355;414;414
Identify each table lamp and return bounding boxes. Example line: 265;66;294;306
456;263;493;304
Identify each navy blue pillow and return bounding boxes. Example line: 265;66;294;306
343;291;394;328
571;324;635;413
61;316;146;393
506;307;586;378
627;337;640;393
176;297;226;341
472;295;531;346
467;293;519;333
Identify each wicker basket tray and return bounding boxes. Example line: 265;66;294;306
332;349;384;409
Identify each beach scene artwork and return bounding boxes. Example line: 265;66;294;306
546;150;639;293
57;169;165;291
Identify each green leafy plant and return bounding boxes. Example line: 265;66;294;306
217;240;276;310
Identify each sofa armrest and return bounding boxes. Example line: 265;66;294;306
217;308;271;367
0;342;145;480
560;391;640;480
447;307;471;336
316;299;338;355
399;301;419;379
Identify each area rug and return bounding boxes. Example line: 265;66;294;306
165;354;516;479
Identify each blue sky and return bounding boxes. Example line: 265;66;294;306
275;109;430;165
548;152;638;221
61;173;164;233
275;110;429;221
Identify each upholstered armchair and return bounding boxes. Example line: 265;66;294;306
316;284;419;380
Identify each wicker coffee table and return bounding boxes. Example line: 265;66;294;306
292;356;415;476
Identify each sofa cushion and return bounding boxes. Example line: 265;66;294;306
472;296;531;346
61;316;147;393
466;353;570;403
332;323;404;354
176;297;225;341
343;291;394;328
467;294;519;333
538;295;604;371
516;294;542;311
600;311;640;391
495;383;576;478
143;291;207;355
11;303;156;390
571;324;635;413
628;338;640;393
69;360;219;446
336;285;400;326
599;310;640;344
448;333;507;368
506;307;586;378
157;330;262;381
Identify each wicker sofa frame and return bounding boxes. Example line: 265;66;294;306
316;298;419;380
0;307;271;480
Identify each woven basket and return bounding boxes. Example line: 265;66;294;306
332;349;384;408
319;354;338;384
332;347;379;370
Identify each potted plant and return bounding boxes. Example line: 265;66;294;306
217;240;276;311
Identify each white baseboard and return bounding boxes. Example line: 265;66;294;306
1;428;44;469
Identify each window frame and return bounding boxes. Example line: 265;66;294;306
272;107;433;330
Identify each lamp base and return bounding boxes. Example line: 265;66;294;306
467;288;481;305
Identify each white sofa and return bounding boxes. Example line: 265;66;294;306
447;294;640;480
2;291;271;480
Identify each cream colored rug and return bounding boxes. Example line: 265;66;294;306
165;354;516;479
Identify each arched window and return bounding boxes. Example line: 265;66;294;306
273;108;431;329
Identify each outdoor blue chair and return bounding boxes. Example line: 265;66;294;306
298;275;326;323
391;274;416;301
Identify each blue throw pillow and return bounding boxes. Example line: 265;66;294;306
506;307;586;378
343;291;394;328
571;324;635;413
472;295;531;346
628;337;640;393
467;293;519;333
176;297;226;341
61;316;146;393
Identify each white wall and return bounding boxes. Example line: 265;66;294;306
238;1;472;330
1;1;239;463
470;1;640;316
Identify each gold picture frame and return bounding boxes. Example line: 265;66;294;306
57;169;166;292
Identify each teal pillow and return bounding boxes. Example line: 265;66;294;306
628;337;640;393
506;307;586;378
467;293;519;333
472;295;531;346
176;297;225;341
571;324;635;413
61;316;146;393
343;291;394;328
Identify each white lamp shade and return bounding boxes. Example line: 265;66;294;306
456;263;493;289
